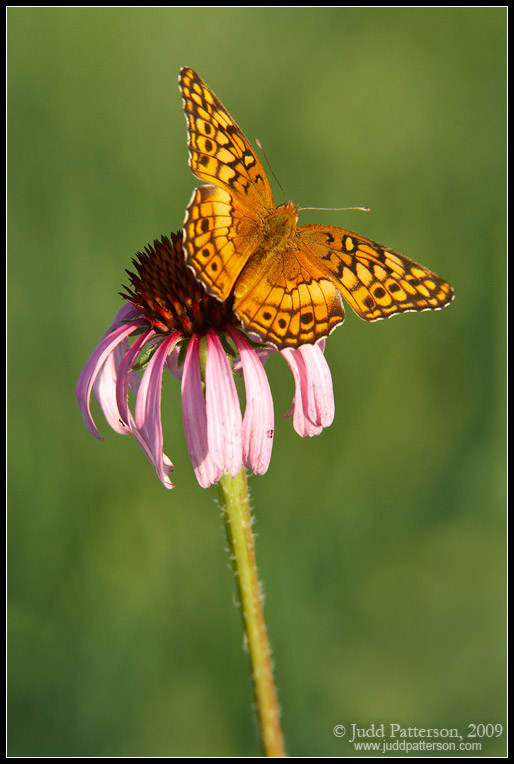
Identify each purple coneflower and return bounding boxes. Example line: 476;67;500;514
76;232;335;489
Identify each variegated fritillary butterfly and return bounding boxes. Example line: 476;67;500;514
179;67;454;349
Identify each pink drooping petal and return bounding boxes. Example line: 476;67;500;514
113;327;175;487
92;340;131;435
115;327;155;432
281;347;318;437
93;331;147;434
76;312;148;439
227;326;274;475
297;343;335;428
181;336;223;488
206;330;243;477
281;342;335;437
133;331;180;489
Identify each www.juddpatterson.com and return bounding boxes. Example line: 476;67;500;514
332;723;504;753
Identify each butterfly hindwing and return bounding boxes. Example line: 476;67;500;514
232;242;346;348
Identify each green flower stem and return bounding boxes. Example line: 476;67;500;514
217;469;286;757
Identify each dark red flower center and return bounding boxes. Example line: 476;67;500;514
121;231;237;336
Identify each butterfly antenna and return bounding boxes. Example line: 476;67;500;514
255;138;370;213
255;138;288;202
299;205;370;213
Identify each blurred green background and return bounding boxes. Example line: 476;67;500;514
8;7;506;757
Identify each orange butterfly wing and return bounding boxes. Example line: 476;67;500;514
179;67;454;349
179;66;273;210
181;184;263;303
232;235;346;348
296;224;454;321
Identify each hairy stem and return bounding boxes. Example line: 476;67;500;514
217;469;285;757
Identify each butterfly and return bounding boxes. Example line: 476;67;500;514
179;67;454;350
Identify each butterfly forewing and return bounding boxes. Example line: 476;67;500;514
297;225;454;322
179;67;274;211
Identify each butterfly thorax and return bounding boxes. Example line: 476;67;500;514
260;201;299;253
233;201;299;301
